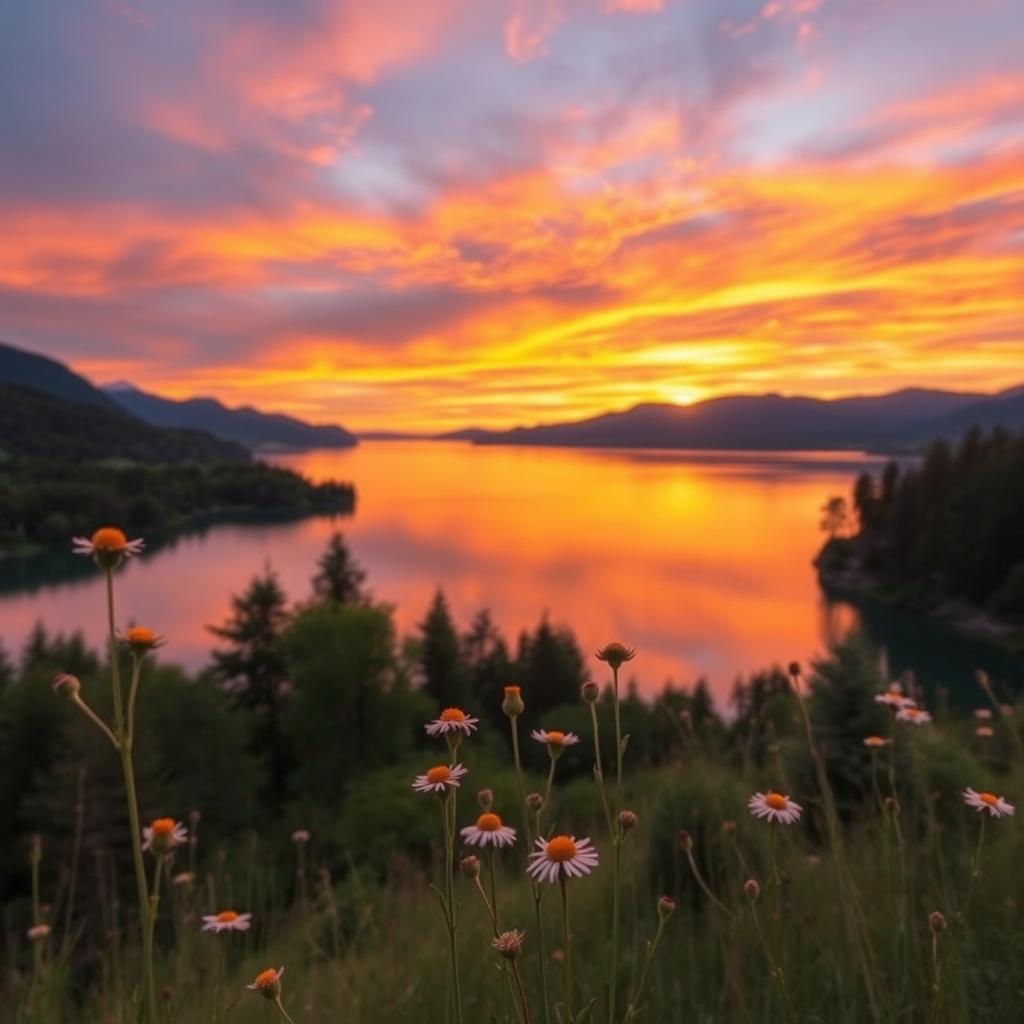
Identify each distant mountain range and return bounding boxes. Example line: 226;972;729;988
106;384;357;451
463;387;1024;452
0;340;357;455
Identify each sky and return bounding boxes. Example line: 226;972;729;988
1;0;1022;432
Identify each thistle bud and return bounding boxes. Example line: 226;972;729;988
788;661;801;679
928;911;946;933
744;878;760;901
492;929;526;961
119;625;165;657
618;810;638;834
477;788;493;811
52;672;81;698
527;792;544;812
581;681;600;703
678;830;693;852
657;895;676;921
502;685;524;718
460;855;481;879
595;643;636;671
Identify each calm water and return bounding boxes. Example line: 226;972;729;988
2;441;1022;705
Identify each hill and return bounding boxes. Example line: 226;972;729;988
0;384;248;462
0;340;121;412
468;387;1024;451
107;385;358;451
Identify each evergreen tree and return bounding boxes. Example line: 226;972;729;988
462;609;513;728
208;567;291;804
515;614;587;717
417;589;469;708
311;531;368;605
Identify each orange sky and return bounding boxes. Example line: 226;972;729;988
1;0;1022;431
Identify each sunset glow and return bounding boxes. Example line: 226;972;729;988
2;0;1022;430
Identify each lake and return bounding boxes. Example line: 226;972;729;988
2;441;1022;707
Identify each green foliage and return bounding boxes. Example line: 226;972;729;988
417;589;470;707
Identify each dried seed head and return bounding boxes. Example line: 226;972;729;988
595;643;636;671
492;929;526;961
618;810;638;833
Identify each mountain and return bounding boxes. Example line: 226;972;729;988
468;387;1022;451
106;385;357;451
0;340;121;412
0;384;248;462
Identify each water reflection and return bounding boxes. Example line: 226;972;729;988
0;442;1019;705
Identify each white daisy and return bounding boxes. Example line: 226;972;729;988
748;791;803;825
974;708;993;721
202;910;252;933
896;706;932;725
291;829;311;844
460;812;517;848
874;685;914;709
425;708;480;737
72;528;144;558
26;923;51;942
976;726;994;738
412;762;467;794
142;818;188;854
863;736;889;748
531;729;581;752
963;787;1015;819
526;835;599;883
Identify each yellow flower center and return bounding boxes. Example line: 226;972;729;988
765;792;788;810
476;813;502;832
546;836;577;862
91;527;128;551
127;626;157;644
216;910;239;923
151;818;175;836
864;736;885;747
979;792;999;806
426;765;451;785
440;708;467;722
254;968;278;990
545;731;566;745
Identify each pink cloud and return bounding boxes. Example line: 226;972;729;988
604;0;664;13
505;0;564;61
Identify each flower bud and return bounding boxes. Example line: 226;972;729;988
884;796;900;817
460;855;481;879
527;792;544;812
721;820;736;834
291;828;310;844
744;878;760;901
26;923;51;942
788;661;801;679
120;625;165;656
248;967;283;1001
595;643;636;671
477;788;493;811
657;895;676;921
581;681;600;704
974;669;991;692
618;810;638;834
677;830;693;852
928;911;946;933
492;929;526;961
52;672;81;698
502;685;524;719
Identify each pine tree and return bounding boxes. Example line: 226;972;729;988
208;567;292;805
417;590;469;708
311;531;368;605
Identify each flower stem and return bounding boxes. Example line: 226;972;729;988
71;694;120;750
623;917;668;1023
440;795;464;1024
560;875;573;1020
962;815;987;921
608;664;624;1024
107;568;156;1024
274;995;297;1024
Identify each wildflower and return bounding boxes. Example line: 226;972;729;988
425;707;479;737
52;672;81;698
531;729;580;757
721;820;736;834
581;681;600;703
618;810;638;833
502;686;524;718
142;818;187;855
72;527;144;569
595;643;635;670
1000;704;1014;717
963;787;1015;819
748;791;802;825
863;736;889;748
492;929;526;961
412;763;467;795
248;966;284;1000
896;706;932;725
526;835;599;883
201;910;252;933
527;792;544;812
172;872;195;887
460;855;481;879
291;829;311;844
26;923;51;942
976;726;994;738
743;879;760;901
929;911;947;933
787;661;801;679
975;708;993;721
657;895;676;921
677;830;693;852
875;684;912;708
477;787;493;811
119;626;165;656
460;812;517;848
